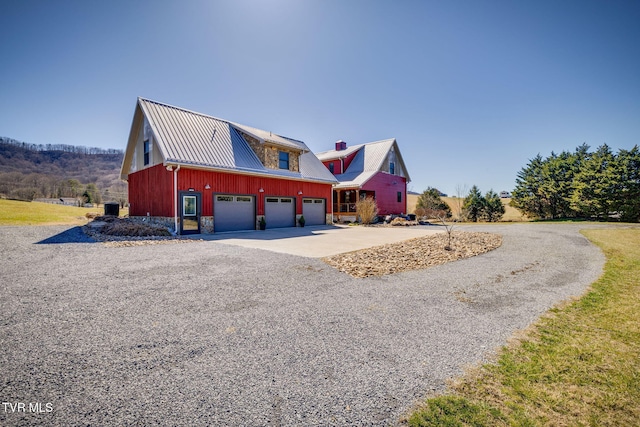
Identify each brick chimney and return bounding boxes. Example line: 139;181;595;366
335;140;347;151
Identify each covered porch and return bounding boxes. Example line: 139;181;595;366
332;188;375;222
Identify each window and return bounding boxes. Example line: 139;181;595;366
397;192;402;203
236;196;252;202
329;163;334;173
266;198;279;203
389;161;395;175
216;195;233;202
183;196;197;216
143;139;151;166
278;151;290;169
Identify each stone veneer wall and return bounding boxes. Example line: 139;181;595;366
201;216;214;234
263;145;299;172
129;216;215;234
241;132;265;164
129;216;175;231
237;130;299;172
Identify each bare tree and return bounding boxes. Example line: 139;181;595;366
454;183;469;221
424;207;454;250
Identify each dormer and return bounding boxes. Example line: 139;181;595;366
233;126;304;173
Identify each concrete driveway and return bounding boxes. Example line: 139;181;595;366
195;224;444;257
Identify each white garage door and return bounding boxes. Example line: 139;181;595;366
302;198;326;226
214;195;255;232
265;197;295;228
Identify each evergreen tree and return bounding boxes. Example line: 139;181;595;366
570;144;616;219
540;151;578;218
483;190;505;222
462;185;484;222
512;143;639;222
511;154;546;218
416;187;451;218
614;146;640;222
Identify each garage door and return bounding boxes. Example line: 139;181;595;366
302;198;326;226
265;197;295;228
214;195;255;232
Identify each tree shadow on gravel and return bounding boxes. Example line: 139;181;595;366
36;226;96;244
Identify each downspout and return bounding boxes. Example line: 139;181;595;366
330;184;335;224
174;165;180;234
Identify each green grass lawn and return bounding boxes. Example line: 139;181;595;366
407;227;640;426
0;199;126;226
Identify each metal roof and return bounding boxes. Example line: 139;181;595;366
316;138;411;187
315;144;362;161
230;122;309;152
122;98;337;184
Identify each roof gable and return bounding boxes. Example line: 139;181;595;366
120;98;337;184
315;144;363;162
318;138;411;188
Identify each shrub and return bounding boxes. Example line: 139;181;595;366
356;197;378;224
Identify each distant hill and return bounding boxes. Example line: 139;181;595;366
0;137;126;204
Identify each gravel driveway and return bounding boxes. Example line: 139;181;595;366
0;223;605;426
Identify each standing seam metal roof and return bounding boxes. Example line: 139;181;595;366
133;98;336;183
315;138;411;188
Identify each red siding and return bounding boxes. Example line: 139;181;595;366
128;164;174;216
361;172;407;215
322;160;338;173
322;148;360;175
128;165;332;217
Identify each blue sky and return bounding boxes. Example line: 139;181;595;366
1;0;639;196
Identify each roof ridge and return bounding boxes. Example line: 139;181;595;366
138;98;307;149
316;138;396;156
138;97;232;125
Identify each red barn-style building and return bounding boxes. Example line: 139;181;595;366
120;98;337;234
316;139;411;222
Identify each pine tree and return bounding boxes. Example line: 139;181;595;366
571;144;616;218
462;185;484;222
416;187;451;218
483;190;505;222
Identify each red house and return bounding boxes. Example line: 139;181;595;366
316;139;411;222
120;98;337;234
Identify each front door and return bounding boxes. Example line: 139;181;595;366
180;192;201;234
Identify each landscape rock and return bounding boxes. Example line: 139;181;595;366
323;231;502;278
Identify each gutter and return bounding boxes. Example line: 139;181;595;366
168;164;180;234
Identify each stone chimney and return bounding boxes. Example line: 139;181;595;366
335;140;347;151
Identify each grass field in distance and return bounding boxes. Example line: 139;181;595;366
0;199;127;226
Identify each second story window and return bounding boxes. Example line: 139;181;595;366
329;162;334;173
144;139;151;166
279;151;289;170
390;161;395;175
